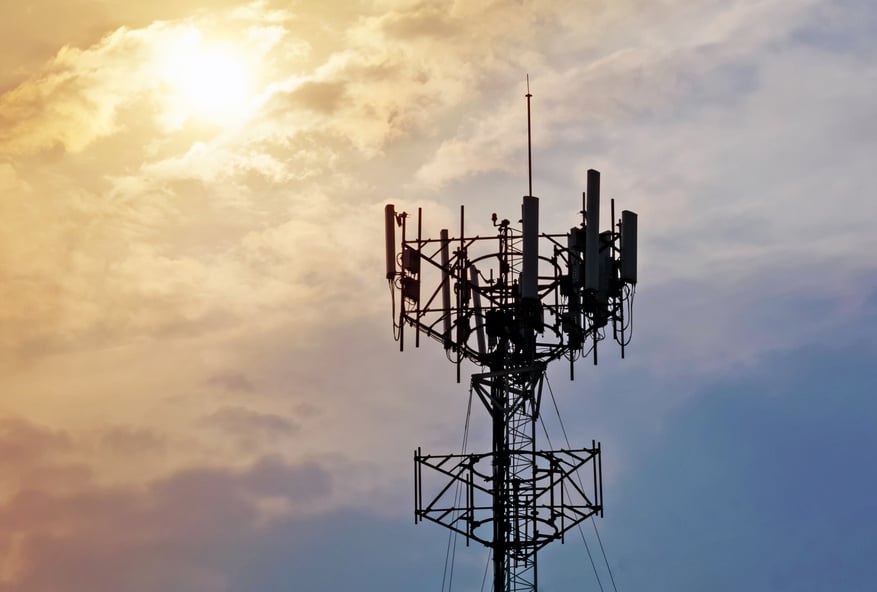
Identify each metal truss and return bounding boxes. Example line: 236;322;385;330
386;167;637;592
414;445;603;553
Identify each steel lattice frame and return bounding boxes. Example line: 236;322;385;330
388;169;635;592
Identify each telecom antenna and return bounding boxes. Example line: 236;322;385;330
526;73;533;197
385;82;639;592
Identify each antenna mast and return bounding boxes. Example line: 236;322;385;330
527;74;533;197
385;81;639;592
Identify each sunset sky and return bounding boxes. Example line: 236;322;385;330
1;1;876;590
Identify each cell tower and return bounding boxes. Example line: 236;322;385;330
384;85;638;592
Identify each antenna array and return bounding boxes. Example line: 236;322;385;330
385;91;639;592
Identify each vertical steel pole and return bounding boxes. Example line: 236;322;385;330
492;357;507;592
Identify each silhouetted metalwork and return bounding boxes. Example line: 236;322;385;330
385;91;638;592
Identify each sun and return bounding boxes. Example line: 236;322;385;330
159;29;254;125
170;47;249;116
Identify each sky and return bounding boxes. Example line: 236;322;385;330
0;0;875;590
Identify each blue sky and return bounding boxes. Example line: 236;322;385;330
0;0;875;590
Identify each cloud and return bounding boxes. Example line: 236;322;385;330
0;413;335;588
1;1;876;588
0;418;92;507
0;417;71;466
0;454;334;590
98;425;167;456
0;3;445;361
0;27;153;156
0;7;299;156
207;372;256;393
413;0;830;189
203;406;300;448
286;80;347;113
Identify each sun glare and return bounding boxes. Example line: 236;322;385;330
160;29;254;125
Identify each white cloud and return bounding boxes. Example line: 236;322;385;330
1;2;876;585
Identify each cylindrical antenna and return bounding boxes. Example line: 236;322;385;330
620;210;638;284
416;207;422;348
585;169;601;292
440;229;452;348
384;204;396;280
526;74;533;197
521;195;539;300
469;265;487;358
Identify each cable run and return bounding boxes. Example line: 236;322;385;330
481;549;492;592
389;281;401;341
577;518;606;592
544;375;620;592
538;414;604;592
440;388;474;592
592;519;619;592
